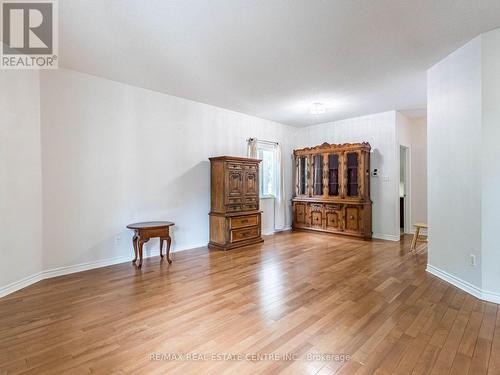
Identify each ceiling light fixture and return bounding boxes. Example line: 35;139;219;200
310;102;326;115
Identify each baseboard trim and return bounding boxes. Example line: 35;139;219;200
426;264;482;299
0;272;44;299
42;255;133;279
2;225;295;298
373;233;400;241
0;249;162;299
426;264;500;304
1;230;298;298
262;226;292;236
274;225;292;233
481;290;500;304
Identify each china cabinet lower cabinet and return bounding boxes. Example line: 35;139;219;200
292;143;372;239
208;156;264;250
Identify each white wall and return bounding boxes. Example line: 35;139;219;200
409;117;427;228
481;28;500;296
427;36;483;288
427;29;500;302
39;69;294;270
396;113;428;232
0;71;43;291
294;111;400;240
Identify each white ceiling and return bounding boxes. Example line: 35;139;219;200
60;0;500;127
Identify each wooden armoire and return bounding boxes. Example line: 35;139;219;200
292;142;372;239
208;156;264;250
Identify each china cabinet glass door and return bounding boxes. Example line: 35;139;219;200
328;154;340;196
298;156;308;195
346;152;359;197
312;154;323;196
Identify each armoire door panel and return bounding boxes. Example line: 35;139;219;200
294;203;308;226
325;210;341;231
244;171;258;196
296;156;309;196
345;206;360;232
346;152;359;198
311;211;323;228
312;154;324;197
327;153;340;197
228;170;243;197
309;204;323;229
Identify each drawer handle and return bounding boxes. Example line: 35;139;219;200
240;219;248;223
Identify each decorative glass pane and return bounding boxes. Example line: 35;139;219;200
328;154;339;196
347;152;358;196
313;155;323;195
299;157;307;195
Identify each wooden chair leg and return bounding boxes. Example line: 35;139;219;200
410;227;420;252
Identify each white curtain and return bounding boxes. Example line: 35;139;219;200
274;142;286;231
247;138;258;158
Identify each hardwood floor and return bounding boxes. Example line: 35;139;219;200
1;231;499;374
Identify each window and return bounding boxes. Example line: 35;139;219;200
257;142;278;198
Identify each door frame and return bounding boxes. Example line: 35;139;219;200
399;145;412;235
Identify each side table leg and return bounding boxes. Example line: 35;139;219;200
138;238;144;269
159;238;164;258
166;236;172;264
132;234;138;263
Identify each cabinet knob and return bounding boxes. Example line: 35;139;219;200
350;215;354;220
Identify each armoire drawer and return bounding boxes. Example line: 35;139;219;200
243;164;257;171
242;204;258;211
231;226;260;242
227;162;242;170
226;204;242;212
325;204;342;211
230;214;259;229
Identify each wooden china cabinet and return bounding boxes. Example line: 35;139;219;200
292;142;372;239
208;156;264;250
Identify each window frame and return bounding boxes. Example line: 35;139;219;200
256;142;278;199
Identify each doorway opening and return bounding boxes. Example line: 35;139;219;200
399;145;410;235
